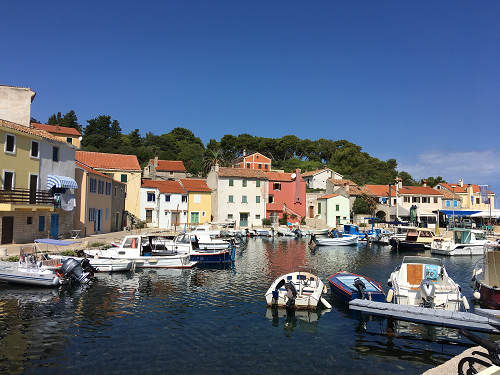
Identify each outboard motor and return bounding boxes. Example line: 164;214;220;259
285;281;298;308
59;258;92;285
420;279;436;308
353;277;366;300
81;258;98;276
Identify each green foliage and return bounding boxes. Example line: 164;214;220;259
278;212;289;225
300;216;306;225
61;250;76;256
425;176;446;187
352;197;370;215
48;110;82;133
398;171;418;186
262;218;271;226
7;256;19;262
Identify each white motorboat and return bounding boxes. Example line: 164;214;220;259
265;267;331;310
276;226;295;236
85;234;197;269
430;228;491;256
386;256;469;311
255;228;275;236
308;232;358;246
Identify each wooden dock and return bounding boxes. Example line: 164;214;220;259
349;299;500;333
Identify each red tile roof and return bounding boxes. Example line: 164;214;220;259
438;183;467;194
217;167;268;179
397;186;443;196
76;151;141;171
31;123;81;136
180;179;211;192
0;119;68;144
76;160;114;180
328;178;357;186
265;172;304;182
152;160;186;172
318;194;341;199
365;185;398;197
301;168;330;177
142;180;186;194
348;185;374;196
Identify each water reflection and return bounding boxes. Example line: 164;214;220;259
265;306;331;336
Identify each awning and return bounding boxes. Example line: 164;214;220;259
439;210;481;217
47;174;78;190
471;210;500;218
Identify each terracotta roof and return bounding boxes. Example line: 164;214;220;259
76;160;114;180
31;123;81;136
318;194;341;199
301;168;330;177
265;172;304;182
397;186;443;196
348;185;374;196
180;179;211;192
142;180;186;194
365;185;398;197
438;183;468;194
328;178;357;186
0;119;69;145
152;160;186;172
76;151;141;171
438;189;462;200
217;167;268;179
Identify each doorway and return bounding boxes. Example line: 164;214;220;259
50;214;59;239
239;213;248;227
1;216;14;244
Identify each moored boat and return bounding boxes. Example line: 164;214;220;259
430;228;491;256
328;271;385;303
470;242;500;309
308;232;358;246
389;227;435;250
387;256;469;311
265;267;331;310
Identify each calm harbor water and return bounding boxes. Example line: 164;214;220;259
0;236;490;374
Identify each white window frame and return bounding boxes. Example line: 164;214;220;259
194;194;201;204
5;133;16;155
30;140;39;159
3;170;15;190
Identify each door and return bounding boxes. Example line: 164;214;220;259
50;214;59;239
95;209;103;232
1;216;14;244
190;212;199;225
115;212;120;230
240;213;248;227
29;174;38;204
146;209;153;223
309;206;314;218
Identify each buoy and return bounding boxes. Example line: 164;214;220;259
462;295;470;310
320;297;332;309
473;291;481;300
386;288;394;303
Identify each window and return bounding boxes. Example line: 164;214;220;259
256;181;260;187
246;163;250;168
265;165;268;170
66;137;73;144
446;201;450;207
31;141;39;158
336;204;340;211
422;197;429;204
165;211;169;215
229;195;234;203
476;198;480;205
52;147;59;162
5;134;16;154
202;211;206;217
121;174;127;183
106;182;112;195
106;208;109;221
268;195;274;203
228;214;233;220
412;197;420;203
120;188;123;198
27;217;33;225
229;179;234;186
242;196;247;203
434;197;438;203
256;196;260;203
165;195;171;202
273;182;281;191
404;197;410;203
242;180;247;187
3;171;14;190
454;200;458;207
89;207;95;222
194;194;201;203
38;216;45;231
318;202;322;214
182;195;187;202
258;164;262;169
90;178;97;193
147;192;156;202
256;215;260;219
146;209;153;223
114;186;117;197
98;180;104;194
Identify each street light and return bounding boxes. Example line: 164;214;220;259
451;185;456;228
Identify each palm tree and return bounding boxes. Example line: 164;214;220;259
202;148;230;175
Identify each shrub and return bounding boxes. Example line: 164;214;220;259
262;218;271;226
300;216;306;225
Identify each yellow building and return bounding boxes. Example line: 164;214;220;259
31;123;82;149
180;179;212;225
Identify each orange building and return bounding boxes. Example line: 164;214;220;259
233;152;271;171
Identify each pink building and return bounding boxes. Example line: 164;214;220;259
265;169;306;225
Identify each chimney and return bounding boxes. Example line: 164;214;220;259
55;125;60;131
396;177;402;189
458;179;463;187
422;179;427;187
154;156;158;167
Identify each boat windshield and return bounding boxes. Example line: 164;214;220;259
475;232;488;241
402;256;442;267
123;237;139;249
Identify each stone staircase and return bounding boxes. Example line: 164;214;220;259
304;217;331;229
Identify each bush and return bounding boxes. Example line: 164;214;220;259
301;216;306;225
262;218;271;226
61;250;76;256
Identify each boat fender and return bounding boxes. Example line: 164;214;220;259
462;295;470;311
473;291;480;300
386;288;394;303
320;297;332;309
323;285;328;294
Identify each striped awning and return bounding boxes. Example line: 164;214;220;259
47;174;78;190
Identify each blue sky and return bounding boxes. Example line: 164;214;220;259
2;1;499;206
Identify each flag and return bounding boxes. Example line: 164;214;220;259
479;185;489;204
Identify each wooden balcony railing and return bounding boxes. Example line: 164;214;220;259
0;188;54;205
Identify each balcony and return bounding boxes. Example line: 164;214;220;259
0;188;54;211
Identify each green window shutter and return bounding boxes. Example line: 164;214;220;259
229;195;233;203
242;180;247;187
256;180;260;187
229;179;234;186
256;196;260;203
318;202;321;214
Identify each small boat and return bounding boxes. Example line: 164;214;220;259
366;228;393;244
265;267;331;310
308;232;358;246
276;226;295;236
470;242;500;309
430;228;491;256
328;271;385;303
308;229;329;236
85;234;197;268
255;228;274;236
389;227;435;250
342;224;367;240
387;256;469;311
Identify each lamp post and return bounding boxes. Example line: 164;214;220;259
451;185;456;229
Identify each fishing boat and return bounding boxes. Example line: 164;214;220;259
430;228;491;256
389;227;435;250
308;232;358;246
173;232;236;263
470;242;500;309
386;256;469;311
328;271;386;303
84;234;197;268
342;224;367;240
265;266;331;310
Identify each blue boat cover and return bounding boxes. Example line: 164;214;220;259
34;239;79;246
440;210;481;217
336;276;381;292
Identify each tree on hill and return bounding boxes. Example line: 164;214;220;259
47;110;82;133
425;176;446;187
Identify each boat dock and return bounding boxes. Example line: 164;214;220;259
349;299;500;333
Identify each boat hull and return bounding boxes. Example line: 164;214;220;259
431;244;484;256
476;282;500;309
310;235;358;246
389;239;428;250
190;247;235;263
328;272;385;303
0;262;60;287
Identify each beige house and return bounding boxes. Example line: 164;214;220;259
31;123;82;149
143;157;187;180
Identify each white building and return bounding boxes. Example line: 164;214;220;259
301;168;342;190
